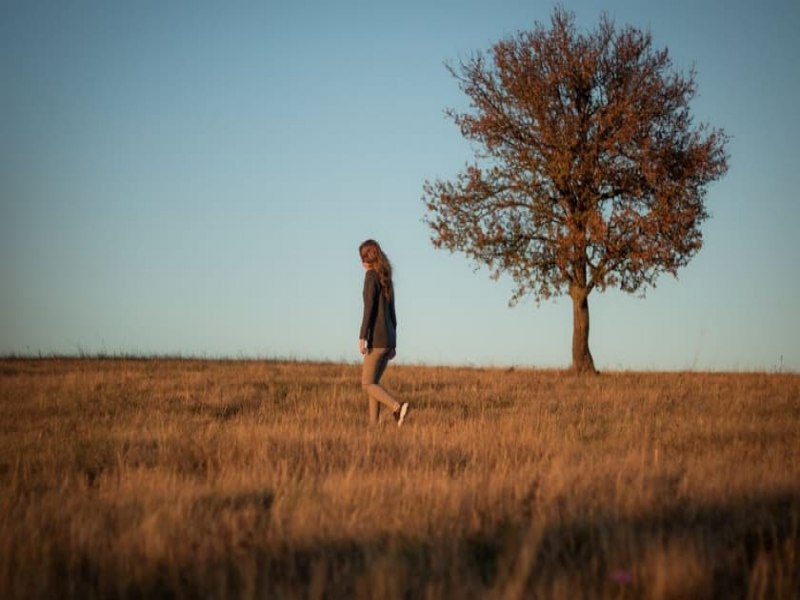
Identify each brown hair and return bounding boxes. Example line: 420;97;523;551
359;239;393;301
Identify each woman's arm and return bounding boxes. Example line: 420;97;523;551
359;271;379;348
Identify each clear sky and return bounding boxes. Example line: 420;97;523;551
2;0;799;371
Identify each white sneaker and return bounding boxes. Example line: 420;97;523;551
395;402;409;427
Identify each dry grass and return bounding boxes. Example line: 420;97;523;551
1;358;798;599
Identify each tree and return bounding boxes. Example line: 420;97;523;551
423;7;729;373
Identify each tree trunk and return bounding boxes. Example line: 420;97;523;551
570;285;597;374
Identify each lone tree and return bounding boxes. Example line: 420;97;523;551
423;7;728;373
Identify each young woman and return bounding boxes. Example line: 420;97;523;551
358;239;409;426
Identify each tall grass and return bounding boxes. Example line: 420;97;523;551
1;358;798;598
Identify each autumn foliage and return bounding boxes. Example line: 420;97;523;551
423;8;728;373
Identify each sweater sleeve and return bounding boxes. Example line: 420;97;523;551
359;271;379;341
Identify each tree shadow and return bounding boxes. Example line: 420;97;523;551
17;489;799;599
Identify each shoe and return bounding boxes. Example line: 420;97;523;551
394;402;409;427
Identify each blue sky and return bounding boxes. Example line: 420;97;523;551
1;0;798;371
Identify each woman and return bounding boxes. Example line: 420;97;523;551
358;239;409;426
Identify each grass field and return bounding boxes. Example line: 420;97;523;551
1;358;798;599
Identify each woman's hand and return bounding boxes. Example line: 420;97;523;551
359;339;367;355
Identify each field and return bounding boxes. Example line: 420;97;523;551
1;358;798;599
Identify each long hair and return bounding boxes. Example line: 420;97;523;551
359;239;393;301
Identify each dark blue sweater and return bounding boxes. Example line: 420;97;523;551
359;270;397;348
